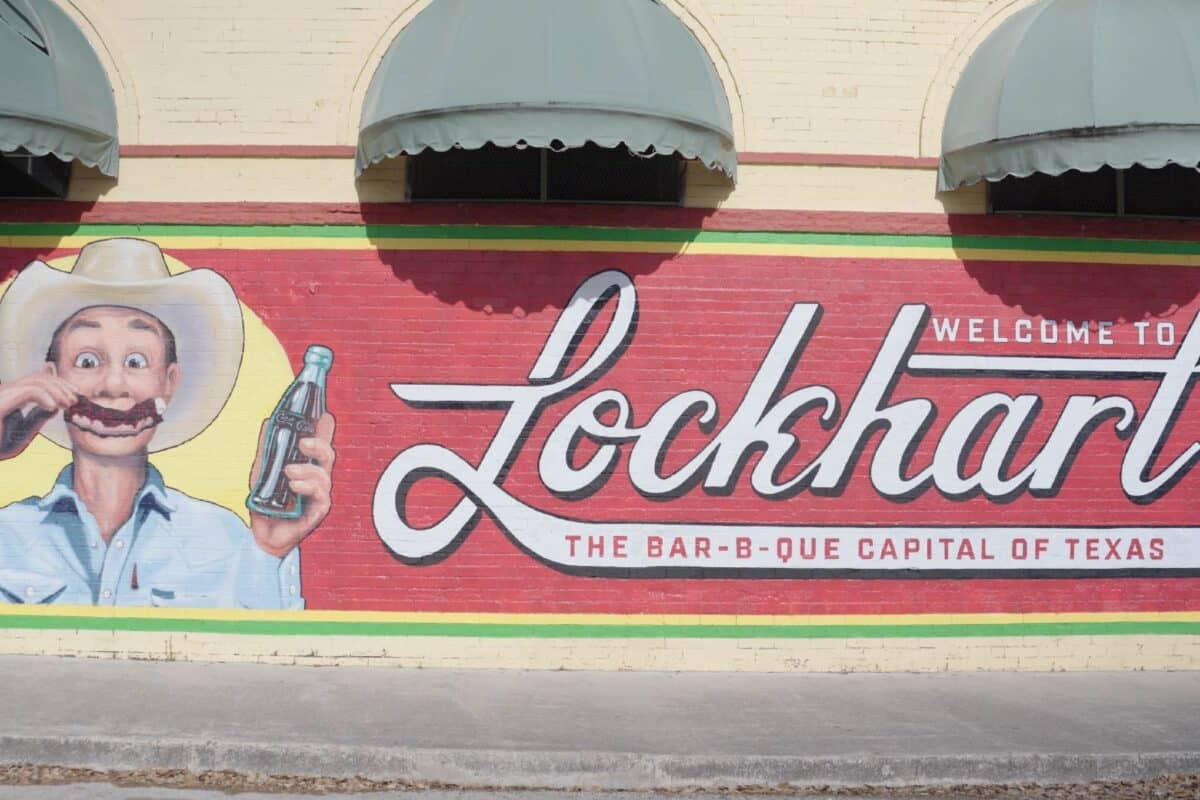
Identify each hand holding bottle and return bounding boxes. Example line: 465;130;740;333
248;410;336;558
247;345;336;557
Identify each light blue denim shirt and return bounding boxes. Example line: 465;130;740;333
0;465;302;609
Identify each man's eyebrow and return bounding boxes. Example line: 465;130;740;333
66;319;101;332
127;318;161;334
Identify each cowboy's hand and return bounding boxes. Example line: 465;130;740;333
249;412;336;558
0;365;79;459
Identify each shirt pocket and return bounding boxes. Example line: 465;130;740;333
174;539;234;574
148;586;220;608
142;539;235;606
0;570;67;604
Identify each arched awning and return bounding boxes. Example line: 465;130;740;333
356;0;736;180
938;0;1200;192
0;0;119;176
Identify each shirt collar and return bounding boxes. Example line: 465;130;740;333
139;464;176;515
37;463;177;516
35;466;77;512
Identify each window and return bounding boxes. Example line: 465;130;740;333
408;143;684;204
989;164;1200;218
0;149;71;199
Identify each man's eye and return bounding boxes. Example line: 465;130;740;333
73;352;100;369
124;353;148;369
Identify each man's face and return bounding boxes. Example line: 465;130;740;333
51;306;180;458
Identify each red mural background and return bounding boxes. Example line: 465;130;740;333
3;214;1200;616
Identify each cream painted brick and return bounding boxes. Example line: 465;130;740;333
66;0;1020;156
67;157;983;213
39;0;1039;209
705;0;996;153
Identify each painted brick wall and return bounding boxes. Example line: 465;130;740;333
703;0;996;154
0;206;1197;669
62;0;1022;155
2;209;1199;614
5;2;1195;671
51;0;1033;211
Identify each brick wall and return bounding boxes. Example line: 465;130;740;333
2;0;1195;671
65;0;1023;154
0;209;1197;669
50;0;1039;212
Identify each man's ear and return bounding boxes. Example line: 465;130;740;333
43;362;57;377
164;363;181;403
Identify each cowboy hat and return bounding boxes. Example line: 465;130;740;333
0;238;244;452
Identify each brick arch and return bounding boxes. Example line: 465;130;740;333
918;0;1040;159
659;0;746;148
57;0;141;144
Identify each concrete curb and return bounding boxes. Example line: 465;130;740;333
1;735;1197;790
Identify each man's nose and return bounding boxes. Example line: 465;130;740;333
96;361;130;396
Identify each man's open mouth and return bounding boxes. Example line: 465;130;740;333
66;398;164;437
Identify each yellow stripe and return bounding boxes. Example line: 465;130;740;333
6;630;1199;672
0;604;1194;626
7;235;1200;266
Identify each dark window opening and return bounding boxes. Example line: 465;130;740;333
1124;165;1200;217
408;142;684;204
989;164;1200;218
0;150;71;199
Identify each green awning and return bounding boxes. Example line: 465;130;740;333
939;0;1200;192
0;0;118;176
356;0;736;180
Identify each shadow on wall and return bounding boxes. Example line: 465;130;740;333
0;197;101;284
946;213;1200;325
357;200;724;316
61;164;118;206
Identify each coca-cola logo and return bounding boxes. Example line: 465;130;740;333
372;271;1200;577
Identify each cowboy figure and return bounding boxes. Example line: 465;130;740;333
0;238;335;608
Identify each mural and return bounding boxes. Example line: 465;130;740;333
0;238;335;608
0;221;1197;619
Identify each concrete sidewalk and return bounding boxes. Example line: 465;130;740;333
0;655;1196;790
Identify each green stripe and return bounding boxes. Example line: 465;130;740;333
0;615;1196;638
3;222;1200;255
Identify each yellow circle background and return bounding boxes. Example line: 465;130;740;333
0;248;294;524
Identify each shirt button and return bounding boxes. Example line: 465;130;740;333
288;565;297;576
289;585;298;596
24;586;34;597
102;589;112;599
90;541;98;549
114;540;125;549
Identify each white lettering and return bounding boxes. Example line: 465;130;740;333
968;318;984;342
930;317;960;342
373;271;1200;571
1066;321;1089;345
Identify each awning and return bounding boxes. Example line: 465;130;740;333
356;0;736;180
0;0;119;176
938;0;1200;192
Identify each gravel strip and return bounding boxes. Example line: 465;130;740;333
2;764;1199;798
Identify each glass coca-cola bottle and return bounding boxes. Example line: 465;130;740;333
247;344;333;519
